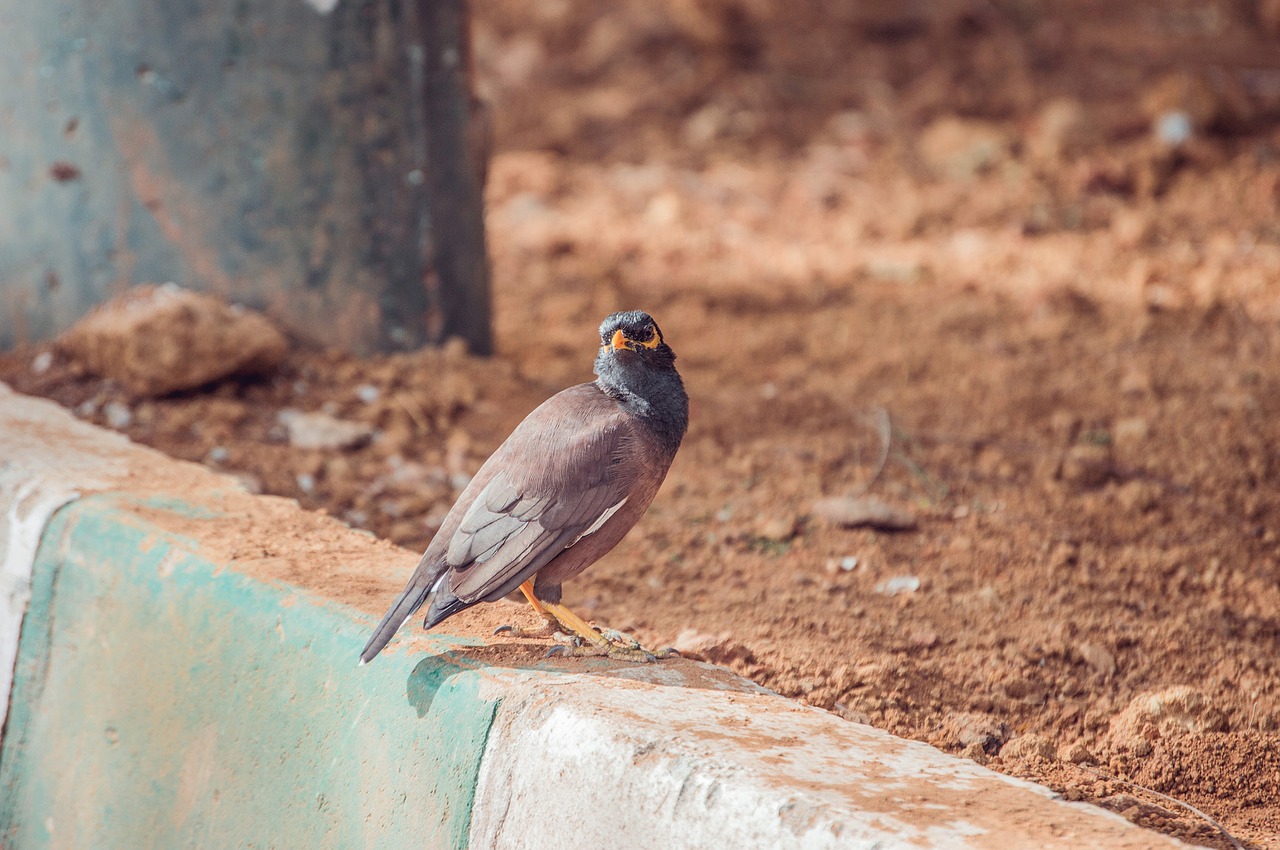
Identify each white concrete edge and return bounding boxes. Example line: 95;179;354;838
469;678;1191;849
0;383;129;735
0;477;79;734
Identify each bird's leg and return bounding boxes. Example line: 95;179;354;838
493;580;569;640
497;582;678;662
539;600;679;663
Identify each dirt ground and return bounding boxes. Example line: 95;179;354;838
4;1;1280;846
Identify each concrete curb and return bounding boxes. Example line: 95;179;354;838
0;384;1189;849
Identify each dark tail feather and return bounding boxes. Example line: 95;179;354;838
359;580;433;665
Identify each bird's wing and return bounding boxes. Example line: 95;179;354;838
441;412;638;604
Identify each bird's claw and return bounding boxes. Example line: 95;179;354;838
597;627;643;649
551;631;582;646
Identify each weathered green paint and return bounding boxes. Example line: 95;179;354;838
0;494;497;849
0;0;490;355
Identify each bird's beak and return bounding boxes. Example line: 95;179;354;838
610;327;662;352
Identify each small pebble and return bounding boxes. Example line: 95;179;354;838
103;401;132;429
355;384;380;404
876;575;920;595
30;351;53;375
296;473;317;495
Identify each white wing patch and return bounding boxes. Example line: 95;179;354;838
567;498;628;548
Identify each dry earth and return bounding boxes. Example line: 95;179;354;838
5;1;1280;846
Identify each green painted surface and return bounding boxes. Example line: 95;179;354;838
0;494;498;849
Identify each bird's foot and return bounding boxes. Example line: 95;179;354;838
543;625;680;663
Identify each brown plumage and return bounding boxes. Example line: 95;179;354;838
359;310;688;664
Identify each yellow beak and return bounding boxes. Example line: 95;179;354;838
611;329;628;351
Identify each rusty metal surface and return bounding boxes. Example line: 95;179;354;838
0;0;489;354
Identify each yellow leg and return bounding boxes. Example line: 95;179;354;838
541;601;612;649
507;581;677;662
518;580;547;616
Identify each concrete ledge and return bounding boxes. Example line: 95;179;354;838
0;384;1188;849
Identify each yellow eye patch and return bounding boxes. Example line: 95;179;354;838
609;327;663;351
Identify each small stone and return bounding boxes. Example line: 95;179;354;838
1077;641;1117;677
1115;480;1161;514
207;446;230;464
918;116;1011;178
875;575;920;596
907;628;938;649
948;713;1009;754
103;401;132;430
279;410;376;451
756;514;798;542
1001;733;1056;762
1058;444;1113;488
1119;368;1153;396
670;629;754;665
30;350;53;375
229;471;263;494
1112;417;1150;450
355;384;381;404
295;473;317;495
1109;686;1226;752
1059;741;1096;765
1025;98;1094;165
812;497;917;531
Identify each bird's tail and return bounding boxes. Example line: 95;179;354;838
358;571;439;665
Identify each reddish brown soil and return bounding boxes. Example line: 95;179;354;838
5;2;1280;846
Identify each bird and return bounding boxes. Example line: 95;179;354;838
359;310;688;665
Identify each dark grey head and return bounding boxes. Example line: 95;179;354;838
593;310;688;445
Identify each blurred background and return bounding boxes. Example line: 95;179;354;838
3;1;1280;846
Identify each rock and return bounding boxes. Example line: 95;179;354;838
875;575;920;595
102;401;132;430
1141;70;1255;142
670;629;755;665
947;713;1009;754
1111;416;1150;450
279;410;376;451
1058;443;1113;488
755;514;798;542
228;471;264;494
1059;741;1096;765
1114;480;1161;514
1076;641;1117;677
57;283;288;397
1025;98;1094;165
918;116;1011;179
812;497;917;531
1001;733;1056;762
1108;686;1226;752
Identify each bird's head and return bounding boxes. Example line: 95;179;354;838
596;310;675;367
594;309;687;435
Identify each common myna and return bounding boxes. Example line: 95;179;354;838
359;310;688;664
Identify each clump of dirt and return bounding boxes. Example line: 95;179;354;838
57;283;288;396
5;1;1280;847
